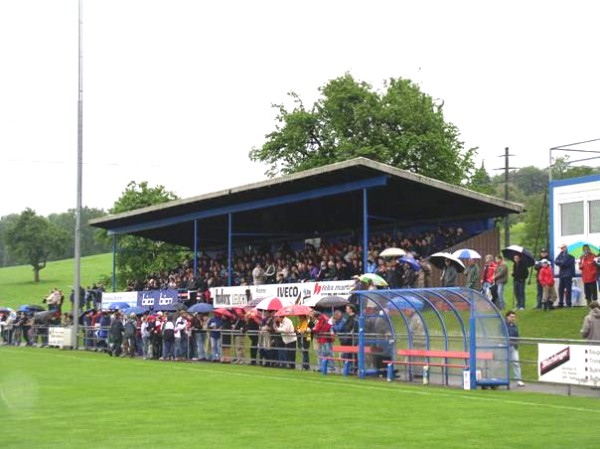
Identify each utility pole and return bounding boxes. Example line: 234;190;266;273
495;147;517;247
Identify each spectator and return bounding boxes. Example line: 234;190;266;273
295;314;311;371
554;243;575;308
512;254;529;310
579;244;598;305
505;310;525;387
161;315;176;361
537;259;557;311
441;259;458;287
481;255;496;300
464;258;481;291
581;301;600;342
533;248;550;309
493;255;508;310
108;311;124;357
275;315;297;369
123;313;137;358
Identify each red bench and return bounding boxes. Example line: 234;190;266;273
384;349;494;384
321;345;372;376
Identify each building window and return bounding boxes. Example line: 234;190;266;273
561;201;583;236
590;200;600;234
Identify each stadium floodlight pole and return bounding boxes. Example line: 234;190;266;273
72;0;83;349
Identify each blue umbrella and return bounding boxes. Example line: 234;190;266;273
188;303;214;313
122;306;149;316
19;304;45;312
389;296;425;311
398;257;421;271
108;302;132;311
451;248;482;259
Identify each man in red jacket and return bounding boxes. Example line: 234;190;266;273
312;311;334;371
538;259;557;311
579;244;598;305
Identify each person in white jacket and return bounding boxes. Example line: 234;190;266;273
275;316;297;369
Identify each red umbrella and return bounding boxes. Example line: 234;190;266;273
274;304;313;317
255;296;292;311
246;310;263;325
213;308;234;319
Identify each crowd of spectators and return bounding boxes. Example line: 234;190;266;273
127;225;470;293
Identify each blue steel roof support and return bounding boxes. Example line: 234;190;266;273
362;188;369;280
107;175;389;236
112;235;117;292
193;219;198;278
228;213;233;287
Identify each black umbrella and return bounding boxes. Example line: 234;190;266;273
314;295;350;308
502;245;535;267
428;252;466;273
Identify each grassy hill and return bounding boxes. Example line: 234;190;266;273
0;253;113;310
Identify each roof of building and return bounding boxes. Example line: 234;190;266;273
89;157;523;249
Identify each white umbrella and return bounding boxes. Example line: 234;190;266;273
379;247;406;257
429;252;466;273
359;273;389;287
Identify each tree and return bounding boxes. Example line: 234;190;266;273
467;162;494;195
4;209;69;281
48;207;111;260
107;181;187;289
0;213;20;267
249;73;476;185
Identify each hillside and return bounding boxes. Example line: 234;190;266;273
0;253;112;310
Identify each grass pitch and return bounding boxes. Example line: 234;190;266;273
1;346;599;449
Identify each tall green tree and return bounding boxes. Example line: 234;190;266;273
4;209;69;281
107;181;187;289
249;73;476;184
468;162;494;195
0;214;20;267
48;207;111;260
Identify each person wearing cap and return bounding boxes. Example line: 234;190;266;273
554;244;575;307
537;259;557;311
579;244;598;305
534;248;550;309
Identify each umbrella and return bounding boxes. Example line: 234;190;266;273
19;304;45;312
502;245;535;267
314;295;350;308
187;303;214;314
428;252;466;273
389;296;425;311
380;247;406;257
0;307;13;313
274;304;313;317
107;302;132;311
398;256;421;271
255;296;292;311
246;310;263;325
359;273;389;287
451;248;482;259
122;306;149;316
213;308;234;319
161;302;187;312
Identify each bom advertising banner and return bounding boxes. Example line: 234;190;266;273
538;343;600;387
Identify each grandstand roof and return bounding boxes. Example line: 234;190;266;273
89;157;523;249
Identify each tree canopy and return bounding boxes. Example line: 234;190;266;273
107;181;187;289
4;209;69;281
250;73;477;185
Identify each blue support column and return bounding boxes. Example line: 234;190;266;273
193;219;198;278
362;188;368;274
358;297;365;379
469;290;477;389
112;235;117;292
228;213;233;287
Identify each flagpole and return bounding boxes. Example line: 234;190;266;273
73;0;83;349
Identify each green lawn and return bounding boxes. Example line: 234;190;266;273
0;253;112;310
1;346;599;449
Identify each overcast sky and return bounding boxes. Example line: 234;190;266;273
1;0;599;218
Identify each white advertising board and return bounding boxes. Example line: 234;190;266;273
209;280;355;308
538;343;600;387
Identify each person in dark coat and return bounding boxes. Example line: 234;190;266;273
109;312;124;357
512;254;529;310
554;243;576;307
